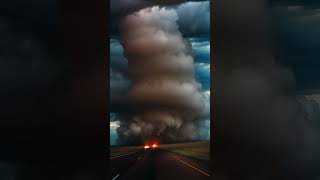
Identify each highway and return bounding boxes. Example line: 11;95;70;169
109;148;211;180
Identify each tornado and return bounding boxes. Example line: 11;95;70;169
116;6;208;144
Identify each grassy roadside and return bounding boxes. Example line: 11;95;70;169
159;141;210;160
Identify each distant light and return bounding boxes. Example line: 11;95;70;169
152;144;158;148
144;145;150;149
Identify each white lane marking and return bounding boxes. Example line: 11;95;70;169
110;151;139;159
112;174;120;180
171;155;210;177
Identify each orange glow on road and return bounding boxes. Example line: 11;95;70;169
152;144;158;148
144;139;160;150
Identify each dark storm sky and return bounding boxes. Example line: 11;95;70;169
270;0;320;92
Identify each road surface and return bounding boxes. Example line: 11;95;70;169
110;148;211;180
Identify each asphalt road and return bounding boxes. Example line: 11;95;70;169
109;148;211;180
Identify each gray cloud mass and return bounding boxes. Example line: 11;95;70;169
113;6;209;144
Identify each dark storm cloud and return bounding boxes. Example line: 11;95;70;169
110;39;129;76
195;117;210;140
110;0;209;15
190;38;210;90
272;5;320;91
110;1;210;37
176;1;210;37
110;56;128;76
271;3;320;178
109;38;131;112
110;75;130;112
190;38;210;64
195;63;210;90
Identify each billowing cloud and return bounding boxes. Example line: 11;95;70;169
110;1;210;38
195;63;210;90
114;6;209;145
176;1;210;37
190;38;210;63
